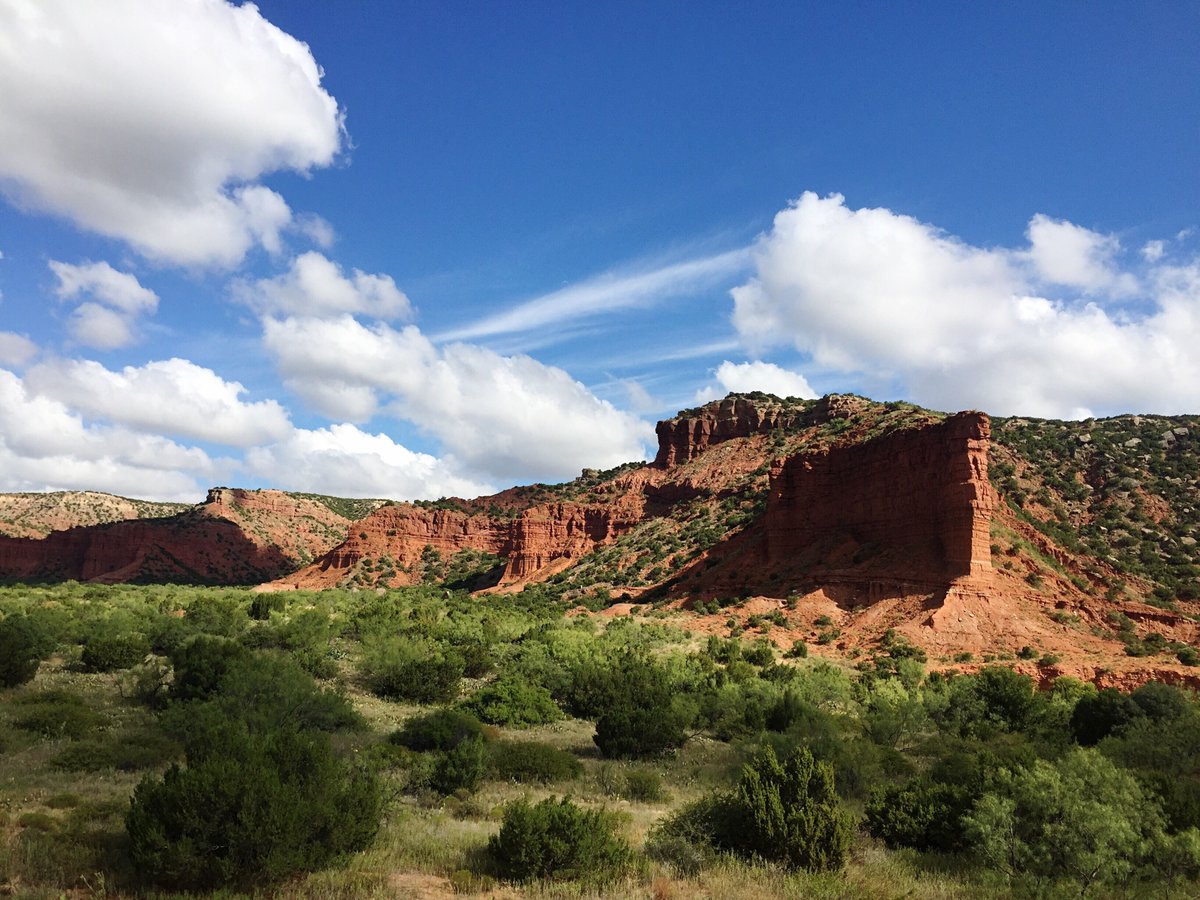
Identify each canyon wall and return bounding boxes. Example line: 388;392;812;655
0;490;352;584
284;499;642;588
764;411;996;582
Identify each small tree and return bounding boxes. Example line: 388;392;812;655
964;747;1166;894
730;744;853;871
0;615;44;688
127;720;381;889
592;653;689;758
488;796;629;882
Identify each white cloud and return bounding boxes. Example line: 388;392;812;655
439;248;751;342
0;367;210;500
1026;213;1136;295
49;259;159;349
233;252;412;319
244;423;493;500
49;260;157;313
66;302;137;349
263;315;654;482
731;192;1200;418
24;357;292;446
1142;240;1166;263
0;331;37;366
695;360;816;403
0;0;342;267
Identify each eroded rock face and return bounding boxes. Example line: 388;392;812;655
654;396;804;467
287;499;642;588
0;490;353;585
764;411;996;582
653;394;870;468
502;502;640;580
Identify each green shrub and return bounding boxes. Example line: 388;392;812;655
657;745;852;872
169;634;249;702
464;677;561;727
12;690;103;739
929;667;1042;738
1178;646;1199;666
728;744;852;870
487;796;629;882
360;635;463;703
965;747;1170;893
81;627;150;672
248;593;285;621
204;652;362;733
486;741;583;783
785;639;808;659
1070;687;1143;746
163;650;362;746
126;719;381;889
0;615;45;687
622;767;666;802
865;778;976;852
592;653;690;758
390;708;484;752
431;735;485;795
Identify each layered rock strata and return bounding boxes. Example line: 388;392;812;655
764;411;996;582
0;489;353;584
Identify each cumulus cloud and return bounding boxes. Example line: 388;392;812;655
233;252;412;319
24;357;292;446
1026;214;1137;295
0;331;37;366
49;260;158;348
244;423;493;500
731;192;1200;418
0;368;210;500
262;315;654;482
0;0;342;266
695;360;816;403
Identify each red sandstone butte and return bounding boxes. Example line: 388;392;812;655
764;411;996;583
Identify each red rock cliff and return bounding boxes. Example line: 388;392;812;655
284;498;643;589
654;396;805;467
764;411;996;582
653;394;871;467
0;489;354;584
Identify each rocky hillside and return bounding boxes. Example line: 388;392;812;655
0;487;386;585
0;491;189;538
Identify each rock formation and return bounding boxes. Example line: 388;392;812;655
764;411;996;582
0;489;356;584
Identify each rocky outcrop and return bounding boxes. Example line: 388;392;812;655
764;411;996;582
279;499;642;589
655;396;805;467
0;489;354;584
502;502;640;580
653;394;873;468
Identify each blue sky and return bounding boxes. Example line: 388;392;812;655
0;1;1197;501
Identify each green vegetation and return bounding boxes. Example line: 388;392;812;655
991;413;1200;604
1;581;1199;898
487;796;630;882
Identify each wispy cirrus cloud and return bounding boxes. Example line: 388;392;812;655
435;247;752;343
